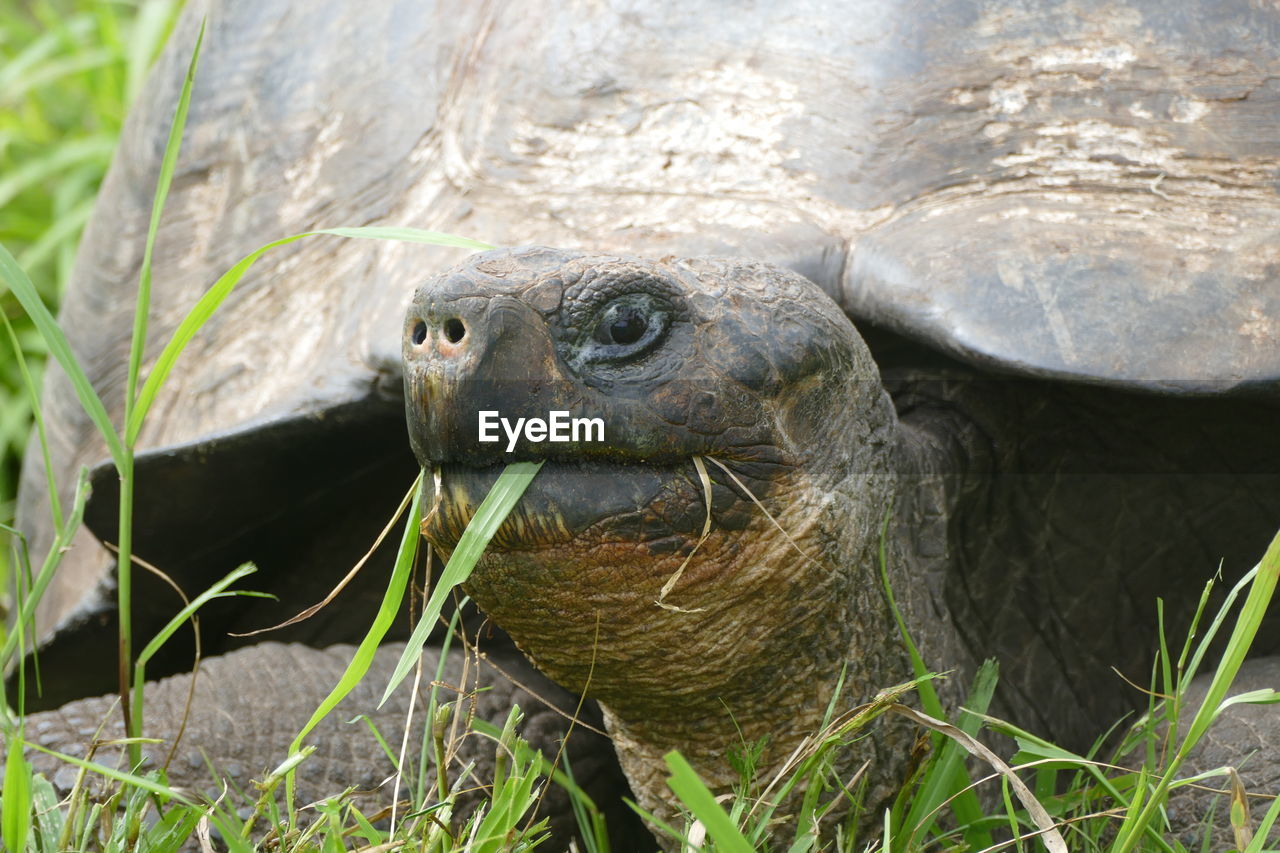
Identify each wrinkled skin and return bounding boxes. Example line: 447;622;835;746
8;0;1280;847
405;249;916;823
402;247;1280;833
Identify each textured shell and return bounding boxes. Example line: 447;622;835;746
18;0;1280;688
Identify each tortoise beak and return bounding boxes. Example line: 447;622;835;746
402;277;566;468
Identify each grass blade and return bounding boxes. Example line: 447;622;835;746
318;226;496;248
0;17;94;94
664;751;754;853
1179;535;1280;745
125;227;493;444
22;742;194;804
14;196;95;275
903;658;999;846
117;18;205;762
0;243;124;467
891;704;1069;853
2;726;33;853
123;0;179;104
0;468;89;669
1;311;62;531
135;563;257;666
124;18;203;426
287;472;423;791
1113;527;1280;853
1244;785;1280;853
878;505;994;849
877;507;940;715
381;460;543;705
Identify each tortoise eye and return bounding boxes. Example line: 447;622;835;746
596;304;648;346
582;294;669;364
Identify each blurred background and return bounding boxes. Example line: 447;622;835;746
0;0;182;590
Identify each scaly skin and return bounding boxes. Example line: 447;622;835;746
403;248;950;828
403;247;1280;844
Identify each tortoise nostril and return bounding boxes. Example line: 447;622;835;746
411;321;427;346
443;317;466;344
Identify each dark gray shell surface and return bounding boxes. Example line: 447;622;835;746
15;0;1280;699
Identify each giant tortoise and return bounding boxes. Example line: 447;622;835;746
10;0;1280;846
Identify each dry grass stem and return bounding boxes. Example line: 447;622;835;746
703;455;822;567
656;455;714;612
889;703;1069;853
232;475;420;637
522;611;603;837
389;651;426;835
103;543;201;770
468;650;609;739
421;466;444;534
1110;665;1174;700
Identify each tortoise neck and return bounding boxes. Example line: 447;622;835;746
889;373;997;601
890;374;998;491
878;376;993;707
588;490;922;830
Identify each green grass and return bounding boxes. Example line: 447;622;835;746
2;6;1280;852
0;0;183;521
627;531;1280;853
0;19;592;848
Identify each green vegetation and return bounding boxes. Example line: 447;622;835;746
627;531;1280;853
2;5;1278;851
0;0;184;521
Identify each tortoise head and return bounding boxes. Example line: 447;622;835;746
403;246;904;793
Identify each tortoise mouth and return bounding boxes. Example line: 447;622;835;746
422;456;704;553
421;449;772;555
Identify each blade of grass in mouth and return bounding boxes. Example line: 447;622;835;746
380;460;544;704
